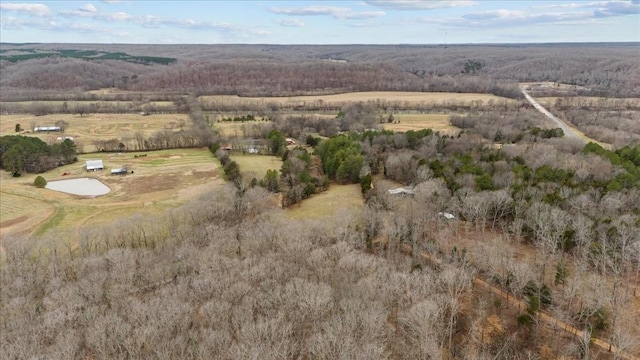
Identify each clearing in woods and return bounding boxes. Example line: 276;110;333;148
0;148;223;240
231;154;283;179
383;113;460;135
286;184;363;220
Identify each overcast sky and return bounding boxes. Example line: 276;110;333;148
0;0;638;44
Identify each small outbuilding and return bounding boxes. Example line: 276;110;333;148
86;160;104;172
111;166;127;175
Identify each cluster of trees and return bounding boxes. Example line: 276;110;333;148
0;135;77;175
450;109;557;143
279;147;328;206
552;107;640;148
93;128;211;153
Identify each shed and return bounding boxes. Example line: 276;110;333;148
86;160;104;171
111;166;127;175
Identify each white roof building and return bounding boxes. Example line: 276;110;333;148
86;160;104;171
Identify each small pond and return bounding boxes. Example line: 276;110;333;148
46;177;111;196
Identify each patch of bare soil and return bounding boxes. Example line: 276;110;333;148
0;215;28;228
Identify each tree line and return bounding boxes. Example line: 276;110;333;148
0;135;77;175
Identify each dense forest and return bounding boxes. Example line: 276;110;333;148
1;43;638;99
1;43;640;359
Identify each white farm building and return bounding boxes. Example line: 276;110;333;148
85;160;104;171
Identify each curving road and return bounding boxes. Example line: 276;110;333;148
520;86;584;143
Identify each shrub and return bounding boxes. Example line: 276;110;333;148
34;175;47;188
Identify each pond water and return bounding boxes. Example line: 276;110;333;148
46;177;111;196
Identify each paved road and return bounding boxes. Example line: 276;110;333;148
520;87;585;143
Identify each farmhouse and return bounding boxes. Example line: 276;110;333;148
85;160;104;171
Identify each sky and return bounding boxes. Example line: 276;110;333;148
0;0;638;44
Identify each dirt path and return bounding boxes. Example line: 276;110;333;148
418;249;639;359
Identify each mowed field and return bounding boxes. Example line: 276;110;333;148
1;113;190;152
200;91;516;108
0;148;224;240
231;154;283;179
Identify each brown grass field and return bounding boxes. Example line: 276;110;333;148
200;91;516;108
1;113;190;152
214;120;271;138
286;184;364;220
0;148;223;240
383;113;460;135
534;96;640;108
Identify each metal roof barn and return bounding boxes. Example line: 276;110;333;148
85;160;104;171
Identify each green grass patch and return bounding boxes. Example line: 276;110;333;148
231;154;283;178
33;206;66;237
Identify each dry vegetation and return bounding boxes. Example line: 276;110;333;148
1;113;190;152
383;113;459;135
1;42;640;360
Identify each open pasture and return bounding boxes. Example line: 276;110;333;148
200;91;516;109
231;154;283;179
383;113;460;135
214;120;268;138
286;184;363;220
0;148;223;239
1;113;190;152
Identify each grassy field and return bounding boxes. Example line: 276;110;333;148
231;154;283;179
535;96;640;108
1;100;175;107
383;113;460;135
200;91;516;108
214;120;270;138
1;113;190;152
286;184;363;220
0;148;223;240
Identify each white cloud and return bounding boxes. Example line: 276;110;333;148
101;0;123;3
269;5;351;17
0;3;50;17
426;0;639;28
268;5;385;19
364;0;476;10
342;11;386;19
80;3;97;13
274;18;305;27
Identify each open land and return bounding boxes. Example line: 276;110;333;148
201;91;516;108
0;148;223;240
286;184;364;220
0;113;190;153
